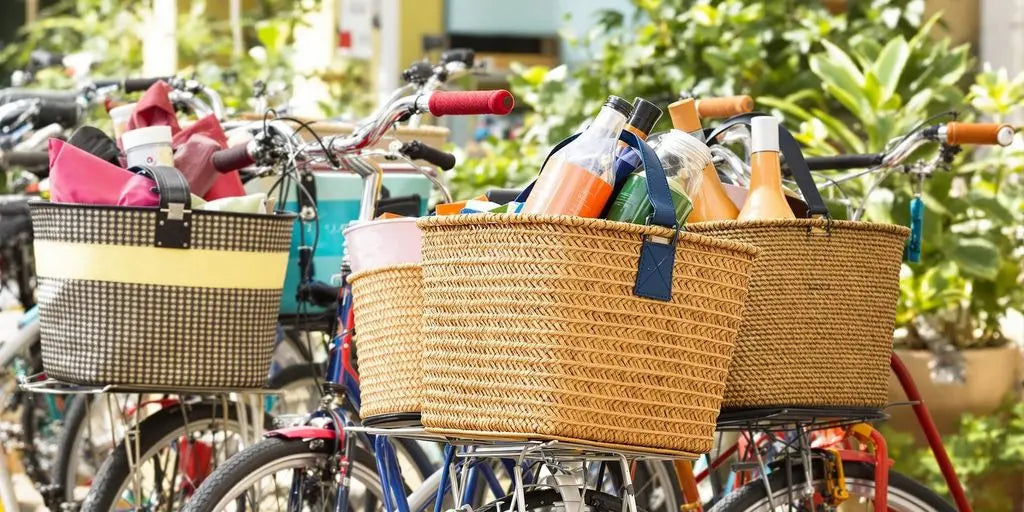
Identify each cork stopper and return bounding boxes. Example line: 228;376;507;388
668;98;703;134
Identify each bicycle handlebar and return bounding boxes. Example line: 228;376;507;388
0;88;79;105
212;141;257;172
942;122;1015;146
696;96;754;119
3;150;50;170
427;90;514;116
122;76;174;93
805;153;884;171
34;101;80;128
399;140;456;170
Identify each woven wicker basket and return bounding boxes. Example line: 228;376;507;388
417;214;759;456
688;219;909;409
349;264;424;421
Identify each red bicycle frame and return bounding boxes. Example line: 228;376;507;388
677;352;972;512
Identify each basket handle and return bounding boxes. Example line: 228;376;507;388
515;131;679;301
515;131;677;229
130;165;193;249
705;113;831;219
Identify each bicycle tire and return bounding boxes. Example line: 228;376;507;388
80;400;265;512
50;393;91;507
604;460;681;512
707;460;955;512
183;436;382;512
266;363;436;483
17;346;56;487
476;488;627;512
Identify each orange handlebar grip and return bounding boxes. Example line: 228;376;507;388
696;95;754;119
946;122;1015;146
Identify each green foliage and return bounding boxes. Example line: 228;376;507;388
518;0;928;146
885;400;1024;511
893;68;1024;349
762;14;970;155
0;0;373;117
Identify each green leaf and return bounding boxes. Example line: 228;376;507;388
968;192;1015;224
873;37;910;100
808;108;867;153
947;237;1002;280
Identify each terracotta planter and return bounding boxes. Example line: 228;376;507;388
887;345;1023;436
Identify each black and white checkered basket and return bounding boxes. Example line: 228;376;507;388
30;165;296;389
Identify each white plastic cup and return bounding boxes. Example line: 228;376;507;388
108;103;137;139
122;125;174;169
342;217;423;274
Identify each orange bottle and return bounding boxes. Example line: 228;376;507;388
667;98;738;223
737;116;795;221
523;96;632;217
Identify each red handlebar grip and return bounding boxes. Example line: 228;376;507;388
428;90;514;117
946;122;1015;146
211;143;255;173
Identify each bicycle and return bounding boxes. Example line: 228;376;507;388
182;80;698;512
35;49;496;511
659;110;1015;512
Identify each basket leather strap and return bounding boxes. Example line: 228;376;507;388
705;112;831;218
131;165;193;249
515;130;679;302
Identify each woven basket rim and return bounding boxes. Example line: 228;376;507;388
28;200;298;222
348;262;422;284
689;218;910;237
417;213;760;257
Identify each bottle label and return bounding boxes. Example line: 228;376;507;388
523;162;613;218
607;174;694;226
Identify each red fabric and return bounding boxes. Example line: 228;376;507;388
48;138;159;207
125;81;180;133
124;82;244;199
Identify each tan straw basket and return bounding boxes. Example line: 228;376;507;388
416;214;759;456
688;218;909;409
349;264;424;421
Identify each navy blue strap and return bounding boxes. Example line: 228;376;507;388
705;112;831;218
515;131;677;229
516;130;679;301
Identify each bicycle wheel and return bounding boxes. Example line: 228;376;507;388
476;488;626;512
80;399;264;512
266;362;323;417
16;347;66;487
264;363;437;485
603;460;680;512
708;461;955;511
183;436;383;512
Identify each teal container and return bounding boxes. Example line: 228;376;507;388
249;171;433;315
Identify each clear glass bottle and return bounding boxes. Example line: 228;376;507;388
522;96;632;217
606;129;711;225
667;98;739;223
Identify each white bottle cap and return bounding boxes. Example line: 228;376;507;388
121;125;173;151
750;116;780;153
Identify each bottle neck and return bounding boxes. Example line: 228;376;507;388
623;124;649;140
750;150;782;188
584;107;628;139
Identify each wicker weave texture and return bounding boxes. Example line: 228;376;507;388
417;214;758;454
688;219;909;409
350;264;425;418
